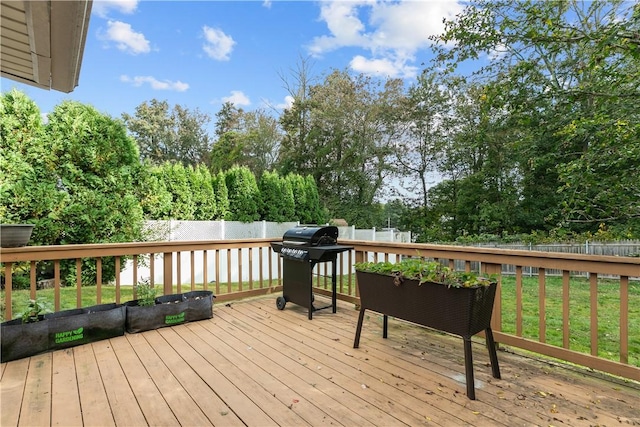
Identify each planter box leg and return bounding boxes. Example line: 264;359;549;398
485;328;501;379
463;336;476;400
383;314;388;339
353;309;366;348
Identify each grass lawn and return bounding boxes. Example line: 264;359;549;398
500;275;640;367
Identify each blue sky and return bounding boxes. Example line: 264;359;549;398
1;0;466;125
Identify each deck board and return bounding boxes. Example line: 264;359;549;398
1;295;639;427
74;343;116;427
21;353;52;427
1;357;28;426
91;339;148;427
51;349;82;426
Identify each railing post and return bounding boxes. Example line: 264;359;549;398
163;252;173;295
484;262;502;334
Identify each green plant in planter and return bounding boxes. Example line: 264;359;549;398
20;298;52;323
135;280;157;306
355;258;496;288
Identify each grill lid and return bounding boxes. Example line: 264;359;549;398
282;226;338;246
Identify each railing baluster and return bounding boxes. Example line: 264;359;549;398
132;255;138;298
163;252;173;296
203;250;208;291
562;270;570;349
215;249;221;294
150;253;155;287
30;261;36;300
590;273;599;356
620;276;629;364
248;247;253;290
539;268;546;343
54;260;61;312
191;250;196;290
176;251;182;294
4;262;13;320
237;248;243;292
96;257;102;305
115;256;121;304
76;259;82;307
227;248;232;293
516;266;523;337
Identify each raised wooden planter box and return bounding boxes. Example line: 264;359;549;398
353;271;501;400
124;290;214;333
1;303;126;362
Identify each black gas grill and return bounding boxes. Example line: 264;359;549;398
271;226;353;319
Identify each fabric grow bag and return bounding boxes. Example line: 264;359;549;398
1;303;126;363
46;303;126;352
124;291;214;334
1;317;48;362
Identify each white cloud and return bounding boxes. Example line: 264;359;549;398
350;55;417;78
308;0;464;79
271;95;295;110
103;20;150;54
202;26;236;61
222;90;251;107
120;75;189;91
281;95;295;110
92;0;138;18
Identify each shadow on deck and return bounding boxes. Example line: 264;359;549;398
1;295;639;426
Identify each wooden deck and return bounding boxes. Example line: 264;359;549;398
2;295;639;427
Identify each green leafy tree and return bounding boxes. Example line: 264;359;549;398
136;163;172;220
287;174;310;223
396;71;452;208
162;162;195;220
46;100;143;284
211;104;282;178
259;171;294;222
279;69;402;227
430;0;640;236
224;165;261;222
238;109;282;179
191;164;217;220
303;174;326;224
209;131;246;174
0;89;63;245
212;171;230;219
123;99;211;167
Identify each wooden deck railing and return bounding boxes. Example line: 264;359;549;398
1;238;639;383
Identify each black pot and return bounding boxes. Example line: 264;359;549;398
0;224;34;248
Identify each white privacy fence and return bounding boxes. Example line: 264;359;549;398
142;220;411;242
119;221;411;285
